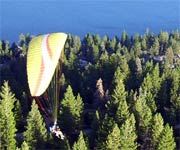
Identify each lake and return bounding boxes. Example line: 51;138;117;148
1;0;180;42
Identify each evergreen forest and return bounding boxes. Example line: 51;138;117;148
0;30;180;150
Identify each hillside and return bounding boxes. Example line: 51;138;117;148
0;30;179;149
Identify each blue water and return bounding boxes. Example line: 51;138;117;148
0;0;180;42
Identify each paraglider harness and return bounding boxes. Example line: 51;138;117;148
49;122;64;139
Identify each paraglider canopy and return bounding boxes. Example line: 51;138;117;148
27;32;67;96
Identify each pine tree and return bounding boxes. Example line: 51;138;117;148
59;85;83;133
113;60;129;85
0;40;3;56
144;89;157;113
151;64;161;96
116;42;121;53
97;50;114;86
121;46;131;61
158;31;169;52
141;73;157;113
157;124;176;150
141;36;147;51
134;92;152;139
143;60;153;77
118;56;130;81
107;37;116;52
150;37;160;55
95;113;115;149
113;66;124;85
92;44;99;63
23;100;47;150
119;114;138;150
111;72;129;124
157;74;169;110
14;99;23;129
100;41;106;52
121;30;129;47
170;70;180;109
150;113;164;149
128;57;143;88
105;123;121;150
115;95;130;125
131;41;142;57
108;79;127;116
170;35;180;54
4;40;10;56
134;92;152;149
72;131;88;150
141;64;161;113
135;57;142;74
93;34;101;46
72;36;81;53
21;141;29;150
165;47;174;67
0;81;17;150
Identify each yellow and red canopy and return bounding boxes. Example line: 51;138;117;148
27;33;67;96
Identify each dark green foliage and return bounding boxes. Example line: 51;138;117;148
128;57;143;89
72;131;88;150
143;60;154;76
20;141;29;150
14;99;23;129
115;98;130;126
95;113;116;149
0;81;17;150
150;113;164;149
141;36;147;51
112;57;130;85
121;30;130;47
105;123;121;150
150;37;160;55
108;79;128;119
157;124;176;150
59;85;83;134
169;34;180;54
119;114;138;150
165;47;174;67
18;33;31;55
134;92;152;139
23;100;47;150
130;39;142;57
158;31;169;53
170;70;180;109
141;63;161;113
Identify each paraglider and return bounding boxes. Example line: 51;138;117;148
50;124;65;139
26;32;67;139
